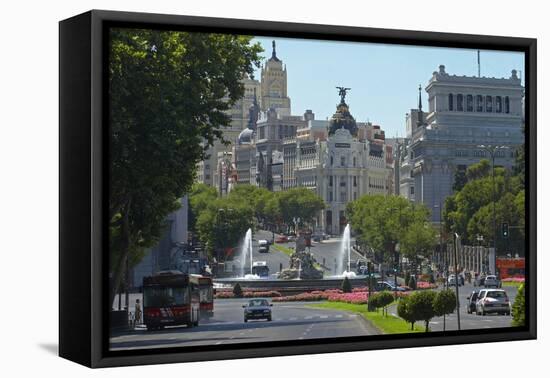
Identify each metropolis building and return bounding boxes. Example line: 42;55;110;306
197;40;393;235
233;86;392;235
398;65;524;223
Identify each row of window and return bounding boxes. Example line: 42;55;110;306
330;155;358;167
327;191;358;202
457;149;511;158
448;94;510;113
328;176;358;187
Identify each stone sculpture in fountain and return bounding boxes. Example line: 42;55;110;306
279;234;323;280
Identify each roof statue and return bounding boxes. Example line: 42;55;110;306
328;86;357;137
336;86;351;104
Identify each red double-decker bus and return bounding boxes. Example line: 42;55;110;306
194;275;214;317
142;271;200;331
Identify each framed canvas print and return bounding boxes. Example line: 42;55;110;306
59;10;536;368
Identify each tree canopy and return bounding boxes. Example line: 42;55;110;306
443;159;525;253
108;28;262;304
188;184;324;257
347;195;435;266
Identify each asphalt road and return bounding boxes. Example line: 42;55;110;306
109;298;373;351
111;283;519;350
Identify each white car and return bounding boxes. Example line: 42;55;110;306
447;274;463;286
484;275;501;288
476;289;511;315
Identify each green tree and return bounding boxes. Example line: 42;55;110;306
371;291;394;316
466;159;491;181
433;289;457;319
397;295;416;330
195;197;255;258
108;29;262;305
341;277;352;293
277;187;325;231
347;195;432;267
453;167;467;192
513;124;526;189
408;290;437;332
189;183;218;231
512;283;526;327
400;222;436;273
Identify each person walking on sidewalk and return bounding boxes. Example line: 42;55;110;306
134;299;142;325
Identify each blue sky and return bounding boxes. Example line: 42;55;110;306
253;36;524;138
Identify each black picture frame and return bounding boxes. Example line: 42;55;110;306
59;9;537;368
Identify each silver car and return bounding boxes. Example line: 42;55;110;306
476;289;511;315
484;275;501;288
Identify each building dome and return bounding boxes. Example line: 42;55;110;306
328;101;358;137
238;127;255;144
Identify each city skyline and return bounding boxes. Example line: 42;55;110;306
253;36;525;137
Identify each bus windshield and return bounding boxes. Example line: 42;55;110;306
143;286;189;307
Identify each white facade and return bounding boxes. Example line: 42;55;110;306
399;65;524;222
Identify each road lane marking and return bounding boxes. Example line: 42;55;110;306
215;341;223;345
305;316;313;320
289;317;297;321
320;315;328;319
335;314;343;318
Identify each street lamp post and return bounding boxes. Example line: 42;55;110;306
477;144;508;274
454;232;462;331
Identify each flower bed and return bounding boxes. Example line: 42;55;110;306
327;291;369;304
215;290;282;299
416;281;438;290
502;277;525;283
272;289;342;302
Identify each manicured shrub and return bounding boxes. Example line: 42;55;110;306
512;283;525;326
233;283;243;298
408;290;437;332
397;295;415;330
405;272;411;288
370;291;394;316
433;289;456;318
341;277;352;293
408;275;417;290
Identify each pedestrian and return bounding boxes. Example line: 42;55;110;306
135;299;142;325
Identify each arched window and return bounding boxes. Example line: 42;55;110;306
448;94;454;111
457;94;464;111
466;95;474;112
496;96;502;113
505;96;510;113
486;96;493;112
330;155;333;166
476;95;483;112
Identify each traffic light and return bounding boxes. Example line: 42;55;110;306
502;222;509;238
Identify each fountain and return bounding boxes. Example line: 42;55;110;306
240;228;259;279
337;224;356;278
279;233;323;280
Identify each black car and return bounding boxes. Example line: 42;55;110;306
466;290;480;314
243;299;272;322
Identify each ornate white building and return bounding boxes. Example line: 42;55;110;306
398;65;524;222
